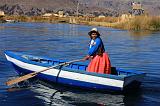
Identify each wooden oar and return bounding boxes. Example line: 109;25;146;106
6;59;84;86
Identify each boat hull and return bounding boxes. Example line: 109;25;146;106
11;62;123;91
4;51;146;92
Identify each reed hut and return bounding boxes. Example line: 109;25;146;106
0;10;5;17
132;2;144;15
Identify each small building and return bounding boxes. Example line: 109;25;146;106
98;15;105;18
84;13;95;17
42;13;52;17
132;2;144;15
53;13;59;17
58;10;64;17
64;13;69;17
0;10;5;16
132;2;142;10
42;11;66;18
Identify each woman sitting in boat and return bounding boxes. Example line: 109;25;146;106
83;28;111;74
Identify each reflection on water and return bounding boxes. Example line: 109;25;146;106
0;22;160;106
129;30;152;36
30;81;124;106
128;30;158;40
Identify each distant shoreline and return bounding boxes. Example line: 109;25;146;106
1;15;160;31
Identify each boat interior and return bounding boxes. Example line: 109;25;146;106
21;55;137;76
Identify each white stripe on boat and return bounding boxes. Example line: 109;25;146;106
5;55;124;88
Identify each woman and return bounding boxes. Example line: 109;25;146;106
83;28;111;74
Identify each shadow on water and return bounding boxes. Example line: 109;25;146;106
33;80;125;106
123;88;144;106
26;79;149;106
33;79;152;106
1;89;46;106
2;77;146;106
3;80;157;106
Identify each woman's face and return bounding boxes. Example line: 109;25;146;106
91;32;97;40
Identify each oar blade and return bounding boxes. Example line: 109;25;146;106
6;73;37;86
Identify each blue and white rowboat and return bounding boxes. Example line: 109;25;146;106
4;51;146;92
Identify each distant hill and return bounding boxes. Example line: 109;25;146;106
78;0;160;16
0;0;160;16
0;0;77;16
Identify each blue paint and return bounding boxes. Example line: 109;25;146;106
11;63;122;91
5;51;145;81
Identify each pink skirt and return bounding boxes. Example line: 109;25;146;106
87;53;111;74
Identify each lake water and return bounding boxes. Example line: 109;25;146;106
0;22;160;106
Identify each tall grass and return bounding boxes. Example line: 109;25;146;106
149;17;160;31
93;17;118;23
74;16;160;31
3;15;70;23
115;16;160;31
3;15;160;31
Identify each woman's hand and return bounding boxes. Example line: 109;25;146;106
83;55;90;60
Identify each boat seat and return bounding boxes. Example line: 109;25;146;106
111;67;118;75
71;64;78;69
48;60;54;65
78;65;87;71
53;61;60;65
28;57;88;71
69;64;87;71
